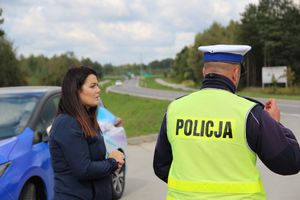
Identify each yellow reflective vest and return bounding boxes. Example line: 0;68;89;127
166;89;266;200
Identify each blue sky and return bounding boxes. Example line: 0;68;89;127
1;0;260;65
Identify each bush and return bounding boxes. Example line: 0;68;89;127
181;80;196;87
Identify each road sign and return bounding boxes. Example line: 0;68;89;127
262;66;287;88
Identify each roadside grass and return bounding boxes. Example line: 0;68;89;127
102;75;124;81
141;77;300;100
101;76;124;84
163;77;199;88
99;80;299;137
139;77;189;91
100;82;170;137
237;87;300;100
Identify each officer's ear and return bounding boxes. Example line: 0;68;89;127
202;66;206;76
231;66;241;86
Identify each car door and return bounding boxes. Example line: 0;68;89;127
30;95;60;200
34;95;60;142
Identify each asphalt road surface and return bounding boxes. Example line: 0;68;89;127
107;78;187;101
110;78;300;200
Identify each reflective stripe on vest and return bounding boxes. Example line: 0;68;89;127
166;196;176;200
168;178;264;193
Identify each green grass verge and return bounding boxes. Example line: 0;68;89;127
99;80;299;138
100;84;170;137
237;92;300;100
141;77;300;100
139;77;187;91
237;87;300;100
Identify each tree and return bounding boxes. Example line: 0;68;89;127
91;61;103;78
286;67;296;87
0;8;26;86
171;22;242;84
193;22;241;83
0;8;4;37
43;52;80;85
239;4;264;87
0;38;26;86
19;54;49;85
171;46;190;82
81;57;103;78
239;0;300;85
103;63;113;73
148;58;173;75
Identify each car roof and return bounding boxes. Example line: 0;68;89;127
0;86;61;94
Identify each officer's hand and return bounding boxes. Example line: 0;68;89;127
264;98;280;122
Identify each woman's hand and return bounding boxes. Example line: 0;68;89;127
108;150;125;171
114;117;123;127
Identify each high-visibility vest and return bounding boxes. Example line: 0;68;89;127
166;89;266;200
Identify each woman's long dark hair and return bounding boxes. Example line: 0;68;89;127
58;66;100;137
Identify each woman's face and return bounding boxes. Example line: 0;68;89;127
79;74;100;108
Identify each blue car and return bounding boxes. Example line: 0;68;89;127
0;86;127;200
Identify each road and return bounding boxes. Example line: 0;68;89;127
107;78;187;101
110;78;300;200
108;78;300;121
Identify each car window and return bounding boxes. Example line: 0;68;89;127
35;96;60;140
0;94;41;140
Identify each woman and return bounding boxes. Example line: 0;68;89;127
49;66;124;200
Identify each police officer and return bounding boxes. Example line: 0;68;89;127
153;44;300;200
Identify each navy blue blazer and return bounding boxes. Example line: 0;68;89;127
49;114;117;200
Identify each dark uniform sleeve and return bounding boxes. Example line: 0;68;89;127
153;113;173;183
53;117;118;180
246;105;300;175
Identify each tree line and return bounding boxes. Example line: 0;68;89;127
1;0;300;87
171;0;300;87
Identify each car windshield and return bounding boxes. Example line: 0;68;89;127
0;93;42;140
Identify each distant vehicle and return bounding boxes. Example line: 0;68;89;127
115;80;123;86
0;86;127;200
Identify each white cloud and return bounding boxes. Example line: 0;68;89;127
174;32;195;50
1;0;259;65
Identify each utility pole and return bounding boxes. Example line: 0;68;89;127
139;53;143;77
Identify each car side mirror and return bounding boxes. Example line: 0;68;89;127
41;130;49;142
46;125;52;136
33;130;49;144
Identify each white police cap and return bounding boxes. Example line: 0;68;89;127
198;44;251;64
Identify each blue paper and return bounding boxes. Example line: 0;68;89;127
97;106;116;124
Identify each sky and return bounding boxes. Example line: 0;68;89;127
1;0;260;65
